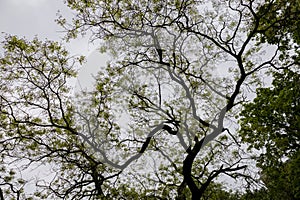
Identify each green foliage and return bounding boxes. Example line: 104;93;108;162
244;2;300;197
239;188;270;200
239;69;300;167
255;0;300;65
239;69;300;199
261;150;300;200
0;35;117;199
201;182;240;200
238;151;300;200
256;0;300;44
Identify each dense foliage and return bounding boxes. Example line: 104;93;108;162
239;69;300;200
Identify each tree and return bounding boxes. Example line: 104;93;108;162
0;36;121;199
239;69;300;200
255;0;300;44
238;1;300;198
1;0;299;199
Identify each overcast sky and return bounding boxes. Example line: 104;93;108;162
0;0;87;52
0;0;108;90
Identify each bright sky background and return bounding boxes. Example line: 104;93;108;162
0;0;88;53
0;0;108;90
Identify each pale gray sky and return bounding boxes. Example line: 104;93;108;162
0;0;63;38
0;0;89;53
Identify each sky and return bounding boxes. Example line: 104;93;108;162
0;0;88;52
0;0;108;90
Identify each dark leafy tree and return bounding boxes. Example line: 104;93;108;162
237;1;300;198
239;69;300;200
254;0;300;66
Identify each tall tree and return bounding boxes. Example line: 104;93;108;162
0;36;121;199
239;69;300;200
238;1;300;198
1;0;299;199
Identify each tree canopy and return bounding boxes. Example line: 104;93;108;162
239;69;300;200
0;0;299;199
240;69;300;167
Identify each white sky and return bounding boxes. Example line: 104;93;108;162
0;0;108;89
0;0;87;53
